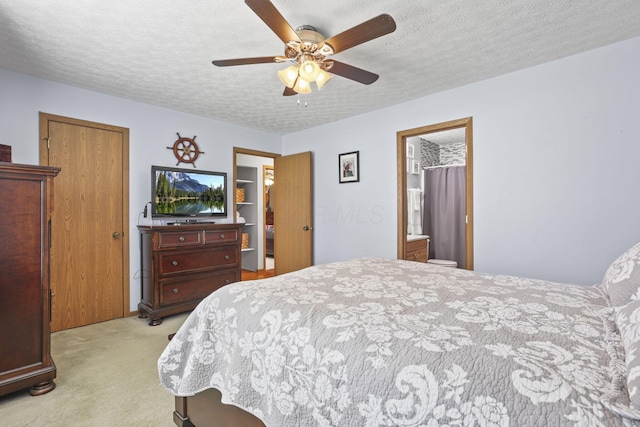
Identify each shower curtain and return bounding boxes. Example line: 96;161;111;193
422;165;466;267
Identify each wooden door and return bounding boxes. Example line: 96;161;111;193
273;151;313;275
39;113;129;331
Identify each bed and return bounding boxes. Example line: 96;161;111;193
159;244;640;426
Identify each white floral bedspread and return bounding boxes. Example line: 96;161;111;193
158;258;638;426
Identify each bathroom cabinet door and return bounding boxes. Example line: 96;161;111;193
406;238;429;263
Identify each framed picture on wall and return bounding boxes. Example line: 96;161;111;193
339;151;359;183
411;160;420;175
406;142;415;159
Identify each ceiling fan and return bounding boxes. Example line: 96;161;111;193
212;0;397;96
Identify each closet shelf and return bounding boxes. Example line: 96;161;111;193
237;165;259;271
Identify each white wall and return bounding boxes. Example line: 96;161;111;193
3;34;640;309
0;68;281;311
283;36;640;286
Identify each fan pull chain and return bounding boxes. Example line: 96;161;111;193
296;94;308;107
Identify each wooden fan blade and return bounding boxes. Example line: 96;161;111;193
245;0;301;44
329;61;379;85
283;86;296;96
323;14;396;54
212;56;278;67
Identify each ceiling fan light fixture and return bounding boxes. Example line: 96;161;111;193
315;69;332;90
293;76;312;94
277;65;298;88
298;59;320;82
211;1;396;102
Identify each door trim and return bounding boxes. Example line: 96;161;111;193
38;112;131;317
396;117;474;269
263;164;274;270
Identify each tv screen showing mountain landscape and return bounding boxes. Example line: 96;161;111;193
152;166;226;216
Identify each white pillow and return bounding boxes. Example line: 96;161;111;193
603;242;640;306
615;299;640;410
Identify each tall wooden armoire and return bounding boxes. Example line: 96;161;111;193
0;162;60;396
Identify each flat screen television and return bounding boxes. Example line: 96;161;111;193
151;165;227;218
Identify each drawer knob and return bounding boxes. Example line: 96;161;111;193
172;260;178;266
179;236;185;242
224;255;230;260
220;234;225;239
225;279;230;284
172;288;179;294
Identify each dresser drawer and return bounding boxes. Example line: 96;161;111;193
205;228;239;244
158;247;238;276
157;230;202;248
138;223;242;325
160;270;239;304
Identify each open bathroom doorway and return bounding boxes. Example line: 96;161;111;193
396;117;474;270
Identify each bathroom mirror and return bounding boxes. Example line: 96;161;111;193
396;117;474;269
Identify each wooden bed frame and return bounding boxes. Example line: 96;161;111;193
173;388;266;427
167;333;266;427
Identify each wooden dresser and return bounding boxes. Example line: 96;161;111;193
137;223;242;325
0;162;59;396
406;235;430;263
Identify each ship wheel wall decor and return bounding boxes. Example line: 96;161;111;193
167;133;204;167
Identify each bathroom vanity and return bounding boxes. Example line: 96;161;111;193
406;235;429;263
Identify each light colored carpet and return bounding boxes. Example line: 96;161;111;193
0;312;190;427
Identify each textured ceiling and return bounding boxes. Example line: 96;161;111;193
1;0;640;135
420;128;466;146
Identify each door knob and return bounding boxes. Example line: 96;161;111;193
302;226;312;231
112;232;121;238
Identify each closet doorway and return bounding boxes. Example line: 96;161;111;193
396;117;474;269
234;148;314;277
234;149;276;275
